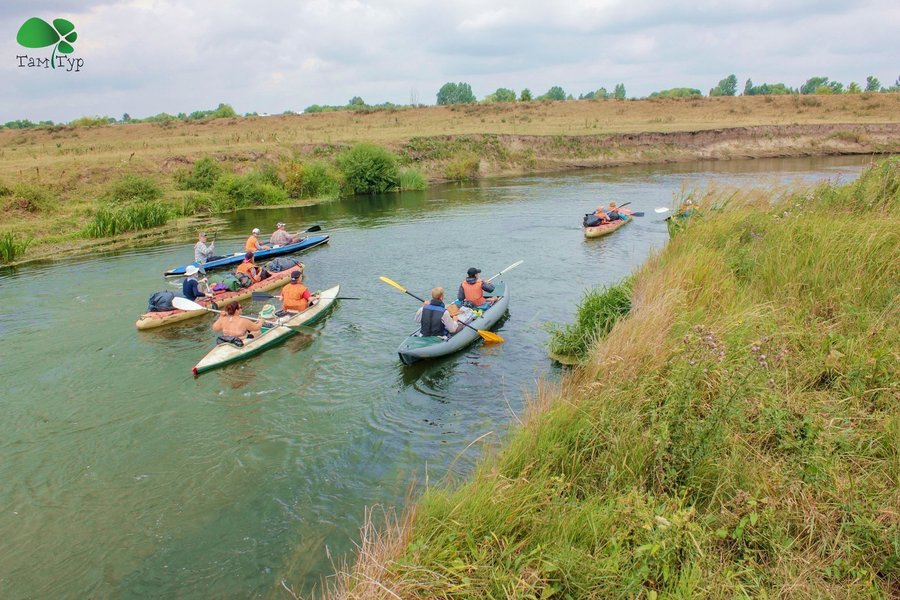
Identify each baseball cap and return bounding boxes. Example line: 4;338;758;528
467;267;481;277
252;227;260;234
276;222;285;228
290;270;302;281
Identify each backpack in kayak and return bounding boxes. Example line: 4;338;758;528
266;257;302;273
583;213;602;227
236;272;253;288
213;273;241;291
147;290;176;312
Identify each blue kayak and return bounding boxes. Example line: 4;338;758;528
163;234;330;277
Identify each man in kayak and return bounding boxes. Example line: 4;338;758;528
194;232;215;264
416;287;462;337
245;228;270;252
212;301;263;340
269;222;300;246
236;252;266;283
280;270;318;312
458;268;498;309
182;265;212;302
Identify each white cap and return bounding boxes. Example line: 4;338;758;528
276;222;285;228
185;265;199;276
252;227;260;234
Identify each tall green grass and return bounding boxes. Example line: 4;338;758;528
332;158;900;598
0;231;32;263
284;160;345;199
547;278;633;361
83;202;171;237
397;167;427;191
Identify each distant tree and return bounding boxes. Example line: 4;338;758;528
488;87;516;102
348;96;366;107
814;85;834;95
613;83;626;99
580;91;594;100
436;82;476;105
744;80;794;96
846;82;861;94
122;113;131;122
709;74;738;97
3;119;37;129
539;86;567;101
800;76;829;94
519;88;532;101
743;78;753;95
650;87;703;98
890;76;900;91
212;103;236;118
595;87;609;99
865;76;881;92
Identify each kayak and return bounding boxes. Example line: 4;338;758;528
584;213;632;238
191;285;340;375
397;282;509;365
136;267;300;330
164;234;329;277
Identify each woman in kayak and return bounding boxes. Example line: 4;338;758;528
182;265;212;301
212;302;262;340
236;252;266;283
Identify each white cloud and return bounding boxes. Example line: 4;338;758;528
2;0;898;122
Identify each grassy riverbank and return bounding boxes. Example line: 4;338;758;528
330;158;899;598
1;94;899;265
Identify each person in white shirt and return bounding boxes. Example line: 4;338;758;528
194;232;215;264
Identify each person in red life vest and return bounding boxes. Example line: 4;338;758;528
416;287;463;337
458;267;499;309
279;270;318;312
236;252;266;283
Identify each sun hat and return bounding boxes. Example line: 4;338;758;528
252;227;260;234
276;222;285;228
258;304;276;320
185;265;199;276
290;270;302;281
467;267;481;277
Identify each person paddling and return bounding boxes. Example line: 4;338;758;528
458;267;498;309
236;251;266;283
269;222;300;246
416;287;462;337
182;265;212;302
245;228;270;253
194;232;215;264
280;270;318;312
212;301;262;340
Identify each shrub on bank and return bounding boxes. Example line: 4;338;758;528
444;154;480;181
397;168;427;191
284;161;345;199
3;184;57;213
335;143;400;194
209;171;287;211
105;175;163;204
175;156;223;191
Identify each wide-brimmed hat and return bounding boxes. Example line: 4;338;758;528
185;265;199;276
258;304;276;320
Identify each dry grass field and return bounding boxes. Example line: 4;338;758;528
1;93;898;263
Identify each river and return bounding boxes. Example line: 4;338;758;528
0;155;875;598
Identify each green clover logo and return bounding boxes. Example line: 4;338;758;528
17;17;78;69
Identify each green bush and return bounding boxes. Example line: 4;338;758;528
284;161;344;199
335;143;400;194
0;231;32;263
547;278;633;360
210;172;287;211
397;168;427;191
175;156;223;191
444;154;480;181
83;202;171;237
5;184;56;213
105;175;163;204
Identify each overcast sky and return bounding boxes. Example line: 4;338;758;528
2;0;898;122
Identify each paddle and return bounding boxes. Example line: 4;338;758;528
251;291;361;301
171;297;313;331
302;224;322;233
378;276;504;344
654;207;670;213
486;260;524;282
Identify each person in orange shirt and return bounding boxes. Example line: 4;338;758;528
458;267;498;308
245;228;270;253
280;270;318;312
236;252;265;283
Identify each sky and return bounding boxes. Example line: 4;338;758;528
2;0;899;123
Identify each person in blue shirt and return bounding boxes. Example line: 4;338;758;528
182;265;212;302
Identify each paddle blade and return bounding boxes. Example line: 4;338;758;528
654;207;670;213
172;297;206;311
304;224;322;233
478;329;504;344
251;292;276;301
379;276;407;293
630;212;645;217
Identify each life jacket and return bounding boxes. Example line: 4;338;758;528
461;279;486;306
420;301;447;337
236;261;260;283
245;236;260;252
282;282;309;311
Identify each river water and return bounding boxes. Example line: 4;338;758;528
0;156;874;598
